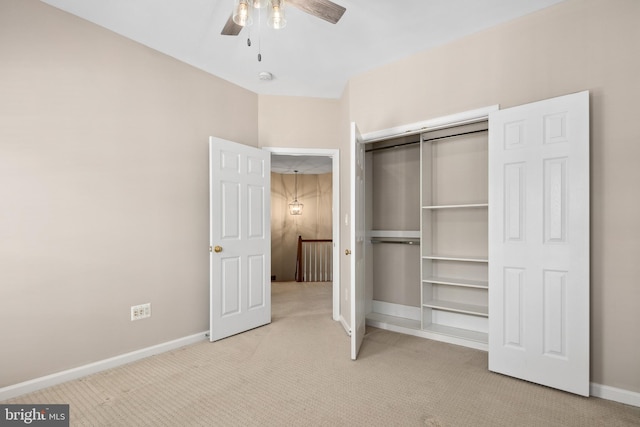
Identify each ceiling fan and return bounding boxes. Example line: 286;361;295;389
221;0;346;36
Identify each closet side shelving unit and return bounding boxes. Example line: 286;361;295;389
420;124;489;349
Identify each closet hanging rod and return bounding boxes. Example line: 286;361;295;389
421;128;488;143
370;238;420;245
365;128;488;153
366;140;419;153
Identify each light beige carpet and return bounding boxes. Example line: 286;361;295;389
5;282;640;426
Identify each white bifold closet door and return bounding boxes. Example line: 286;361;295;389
350;123;366;360
488;91;590;396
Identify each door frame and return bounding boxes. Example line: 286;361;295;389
360;105;500;143
263;147;341;321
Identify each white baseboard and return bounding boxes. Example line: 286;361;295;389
590;383;640;407
339;315;351;336
0;331;209;402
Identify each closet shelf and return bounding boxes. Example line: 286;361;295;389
422;299;488;317
422;255;488;263
367;312;421;330
422;203;488;209
422;323;488;344
422;276;488;289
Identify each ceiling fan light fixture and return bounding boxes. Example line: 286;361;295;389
221;0;345;36
233;0;253;27
267;0;287;29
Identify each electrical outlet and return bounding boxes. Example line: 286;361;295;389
131;303;151;321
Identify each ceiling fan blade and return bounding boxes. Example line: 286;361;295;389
221;14;243;36
288;0;346;24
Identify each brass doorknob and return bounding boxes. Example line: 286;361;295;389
214;245;223;253
345;249;351;255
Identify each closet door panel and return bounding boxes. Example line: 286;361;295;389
488;91;589;396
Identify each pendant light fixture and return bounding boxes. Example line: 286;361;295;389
289;170;303;215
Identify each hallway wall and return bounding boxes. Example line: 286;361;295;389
271;173;332;281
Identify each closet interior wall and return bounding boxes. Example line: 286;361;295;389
366;136;421;310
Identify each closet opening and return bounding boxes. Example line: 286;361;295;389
364;121;490;351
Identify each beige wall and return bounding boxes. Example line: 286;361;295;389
258;95;341;149
347;0;640;394
271;173;332;282
0;0;257;387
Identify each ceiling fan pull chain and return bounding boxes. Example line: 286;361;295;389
258;4;262;62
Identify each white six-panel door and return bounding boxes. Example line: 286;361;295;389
209;137;271;342
350;123;366;360
488;91;590;396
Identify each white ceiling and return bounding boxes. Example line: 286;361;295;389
40;0;566;99
271;154;332;174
